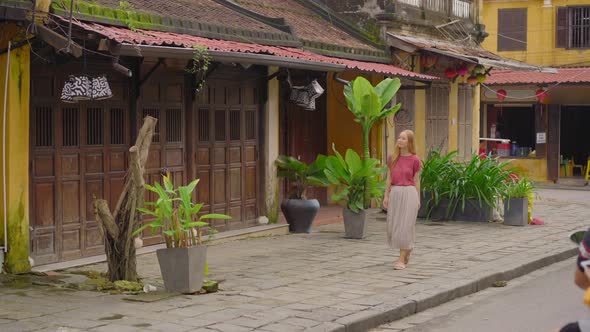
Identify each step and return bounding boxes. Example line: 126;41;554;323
32;224;289;273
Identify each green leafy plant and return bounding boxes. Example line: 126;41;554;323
420;151;514;218
343;76;401;161
275;155;327;199
506;176;534;198
343;77;401;208
133;175;231;248
185;45;211;94
322;146;386;213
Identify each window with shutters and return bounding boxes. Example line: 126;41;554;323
497;8;527;51
557;7;590;49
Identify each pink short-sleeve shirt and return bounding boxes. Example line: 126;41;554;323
390;154;421;186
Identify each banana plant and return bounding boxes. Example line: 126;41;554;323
343;76;402;162
322;146;386;213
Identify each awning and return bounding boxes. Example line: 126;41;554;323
56;17;437;81
387;33;557;73
486;68;590;85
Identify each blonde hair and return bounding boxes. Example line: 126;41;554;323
387;129;416;169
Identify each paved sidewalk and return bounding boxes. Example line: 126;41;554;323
0;189;588;332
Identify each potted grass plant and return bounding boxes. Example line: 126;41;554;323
275;155;327;233
504;175;534;226
449;154;513;222
419;150;458;220
133;175;231;293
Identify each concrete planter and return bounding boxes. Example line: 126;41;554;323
452;199;492;222
156;246;206;294
281;198;320;233
343;208;368;239
419;192;451;221
504;198;528;226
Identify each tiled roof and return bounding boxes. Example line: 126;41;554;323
67;19;437;81
486;68;590;85
233;0;379;52
92;0;287;36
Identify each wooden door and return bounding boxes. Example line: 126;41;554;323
138;72;186;246
426;84;450;154
193;66;260;232
30;66;130;265
281;72;327;204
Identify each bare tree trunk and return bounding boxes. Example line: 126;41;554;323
93;116;157;282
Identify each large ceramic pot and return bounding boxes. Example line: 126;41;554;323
156;246;206;294
281;199;320;233
504;198;528;226
343;208;368;239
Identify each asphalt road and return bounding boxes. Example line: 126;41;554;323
375;259;590;332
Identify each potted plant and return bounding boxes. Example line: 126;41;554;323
133;175;231;293
419;150;458;220
449;154;513;222
275;155;327;233
323;147;386;239
504;175;534;226
343;77;400;203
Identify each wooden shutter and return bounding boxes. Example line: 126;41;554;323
556;7;569;48
497;8;527;51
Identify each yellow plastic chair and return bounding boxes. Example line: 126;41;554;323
585;157;590;185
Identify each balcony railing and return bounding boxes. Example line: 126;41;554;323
397;0;473;19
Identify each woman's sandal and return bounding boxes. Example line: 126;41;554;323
393;261;406;270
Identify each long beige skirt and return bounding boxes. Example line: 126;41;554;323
387;185;420;250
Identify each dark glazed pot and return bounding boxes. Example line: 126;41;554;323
281;199;320;233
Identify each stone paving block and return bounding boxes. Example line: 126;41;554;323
146;322;194;332
207;323;254;332
281;317;322;328
303;322;346;332
259;322;306;332
90;324;143;332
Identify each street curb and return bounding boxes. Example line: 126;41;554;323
327;247;578;332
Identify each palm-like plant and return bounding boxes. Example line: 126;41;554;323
133;175;231;248
275;155;327;199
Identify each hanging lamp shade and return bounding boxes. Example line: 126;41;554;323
60;74;113;103
91;75;113;100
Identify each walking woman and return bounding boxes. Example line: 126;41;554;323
383;129;421;270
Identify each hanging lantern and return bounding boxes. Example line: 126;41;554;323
421;54;438;69
444;67;457;79
536;88;548;103
456;63;469;77
467;75;478;86
496;89;507;102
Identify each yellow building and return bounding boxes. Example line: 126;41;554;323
480;0;590;183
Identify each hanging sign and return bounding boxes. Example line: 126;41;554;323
536;132;546;144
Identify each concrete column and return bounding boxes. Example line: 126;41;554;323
262;66;280;224
448;82;459;153
414;89;427;160
0;25;31;273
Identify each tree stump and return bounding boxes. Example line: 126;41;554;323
93;116;157;282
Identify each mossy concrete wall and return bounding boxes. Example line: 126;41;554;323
0;23;31;273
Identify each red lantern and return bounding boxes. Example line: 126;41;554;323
444;67;457;79
536;88;548;103
496;89;507;102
